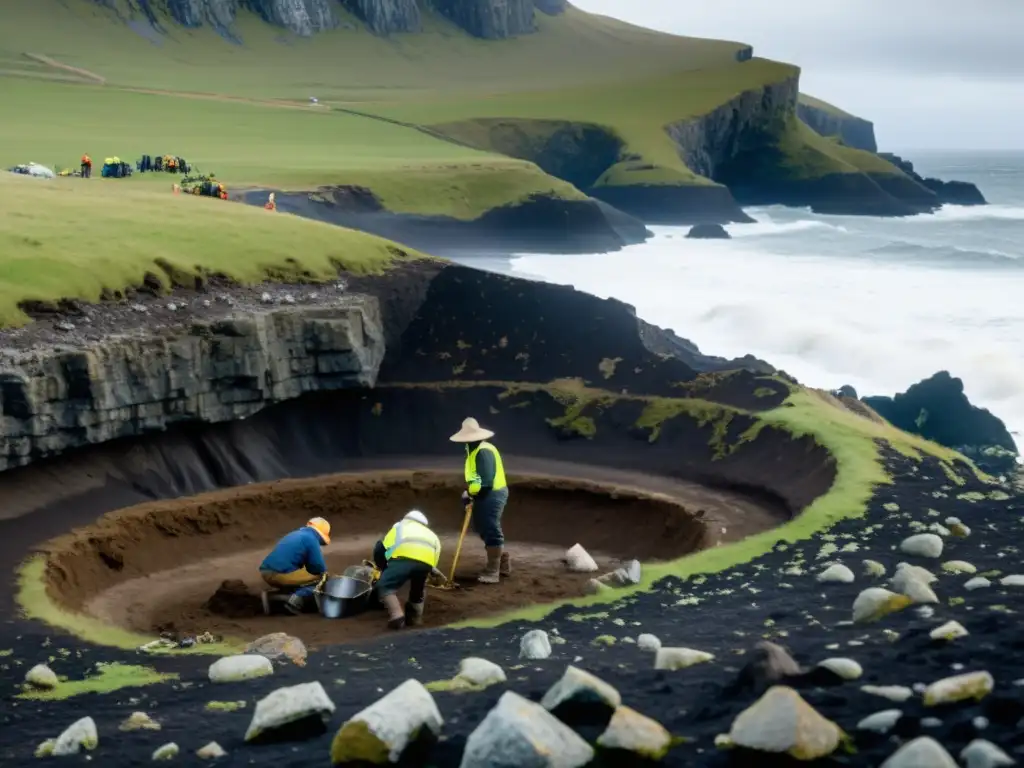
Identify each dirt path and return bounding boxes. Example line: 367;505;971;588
23;53;106;84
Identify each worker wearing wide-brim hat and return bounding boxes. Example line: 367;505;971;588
450;417;510;583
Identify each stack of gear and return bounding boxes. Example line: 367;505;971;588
8;163;56;179
137;154;191;174
101;157;133;178
180;173;228;200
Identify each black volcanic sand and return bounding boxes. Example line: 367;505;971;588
2;453;1022;766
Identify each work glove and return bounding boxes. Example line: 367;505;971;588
428;567;448;587
461;490;472;506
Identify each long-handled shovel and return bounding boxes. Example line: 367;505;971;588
431;501;472;591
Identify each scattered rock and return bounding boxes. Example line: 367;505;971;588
893;563;938;585
999;575;1024;587
209;654;274;683
734;641;803;691
584;578;610;595
881;736;958;767
728;685;844;760
900;533;944;558
943;560;977;574
687;223;731;239
817;657;863;680
930;620;969;641
861;685;914;704
260;292;273;303
965;577;992;591
960;738;1015;768
540;665;621;725
25;663;58;689
946;517;972;537
196;741;227;759
330;679;442;766
119;712;161;731
818;563;855;583
564;543;599;572
654;647;715;670
244;681;336;744
853;587;913;623
460;690;594;768
923;671;994;706
245;633;308;666
283;294;296;304
455;657;506;689
863;560;887;578
152;742;179;761
53;716;98;756
857;709;903;734
34;739;55;758
600;559;642;587
520;630;552;660
893;573;940;605
636;633;661;652
596;705;672;760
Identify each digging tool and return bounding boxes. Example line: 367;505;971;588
431;500;473;591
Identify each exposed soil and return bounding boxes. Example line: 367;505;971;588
41;465;778;644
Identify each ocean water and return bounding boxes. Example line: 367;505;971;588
503;151;1024;450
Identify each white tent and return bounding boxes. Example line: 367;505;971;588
8;162;56;179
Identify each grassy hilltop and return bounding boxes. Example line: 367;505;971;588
0;0;913;232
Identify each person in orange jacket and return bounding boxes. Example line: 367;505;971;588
80;154;92;178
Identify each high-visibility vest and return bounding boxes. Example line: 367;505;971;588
81;155;91;164
382;519;441;567
465;441;507;495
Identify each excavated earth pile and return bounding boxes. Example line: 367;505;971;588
0;260;1020;766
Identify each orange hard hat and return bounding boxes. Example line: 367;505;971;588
306;517;331;544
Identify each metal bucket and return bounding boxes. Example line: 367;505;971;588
315;575;373;619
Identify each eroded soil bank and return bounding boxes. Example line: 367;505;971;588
40;465;780;644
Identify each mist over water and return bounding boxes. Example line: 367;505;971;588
506;151;1024;450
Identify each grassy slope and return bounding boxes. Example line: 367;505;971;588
0;171;430;327
776;118;900;180
798;93;854;119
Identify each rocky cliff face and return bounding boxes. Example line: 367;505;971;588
796;101;877;153
0;300;384;472
879;153;987;206
111;0;550;37
431;0;535;38
667;75;799;180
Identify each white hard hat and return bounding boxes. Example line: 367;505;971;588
403;510;428;526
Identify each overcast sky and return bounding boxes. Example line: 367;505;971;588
573;0;1023;151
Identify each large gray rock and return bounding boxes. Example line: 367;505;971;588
596;705;672;760
460;691;594;768
520;629;552;660
430;0;535;39
341;0;420;34
331;679;442;764
163;0;338;35
0;300;384;472
244;681;336;744
540;665;621;724
729;686;843;760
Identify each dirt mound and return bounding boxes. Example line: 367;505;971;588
38;468;778;644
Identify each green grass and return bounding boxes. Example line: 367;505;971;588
798;93;854;119
454;386;984;629
776;117;901;179
16;556;241;655
0;169;436;327
16;662;177;701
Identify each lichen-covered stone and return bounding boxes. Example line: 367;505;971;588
654;647;714;670
929;620;969;641
25;663;58;690
53;716;98;756
520;629;552;660
852;587;913;623
863;559;887;578
923;671;994;706
245;681;336;744
460;691;593;768
596;705;672;760
455;658;506;689
119;712;161;731
728;685;843;760
861;685;914;702
331;679;442;765
245;632;308;666
942;560;977;575
152;742;179;761
540;665;621;721
196;741;227;759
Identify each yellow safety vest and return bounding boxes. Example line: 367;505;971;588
465;441;507;495
382;519;441;567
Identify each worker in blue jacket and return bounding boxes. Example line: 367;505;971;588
259;517;331;614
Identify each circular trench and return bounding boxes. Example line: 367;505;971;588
39;467;783;646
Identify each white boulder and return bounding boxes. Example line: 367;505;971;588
930;621;969;641
564;544;599;573
596;705;672;760
728;686;843;760
880;736;958;768
861;685;914;702
900;533;944;559
540;665;621;716
331;679;443;765
152;743;179;761
923;671;994;707
459;691;593;768
520;630;553;660
456;658;506;689
654;647;714;670
852;587;912;623
25;663;58;690
817;564;855;584
965;577;992;591
196;741;227;759
999;575;1024;587
817;658;863;681
857;709;903;734
245;681;336;743
960;738;1016;768
636;633;661;652
209;654;274;683
53;716;98;757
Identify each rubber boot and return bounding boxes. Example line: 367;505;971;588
283;593;305;615
478;547;502;584
260;591;272;616
382;593;405;630
405;599;425;627
500;551;512;577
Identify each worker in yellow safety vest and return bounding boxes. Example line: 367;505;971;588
449;417;511;584
372;510;442;629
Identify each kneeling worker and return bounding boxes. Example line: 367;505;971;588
259;517;332;615
373;510;441;630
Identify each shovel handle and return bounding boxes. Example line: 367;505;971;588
446;502;473;585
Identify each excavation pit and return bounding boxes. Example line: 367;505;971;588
38;467;784;646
